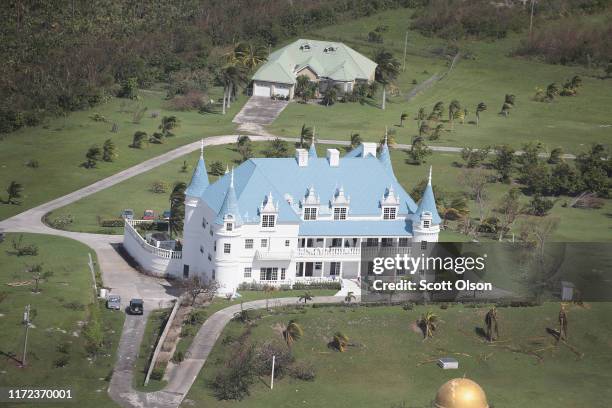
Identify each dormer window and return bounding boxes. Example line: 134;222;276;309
226;222;233;231
383;207;397;220
262;214;276;228
423;219;430;228
304;207;318;220
333;207;347;220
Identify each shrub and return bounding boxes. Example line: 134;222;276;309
57;342;71;354
254;341;294;379
63;301;85;311
289;361;316;381
25;159;40;168
48;214;74;229
53;355;70;368
292;281;341;290
402;302;414;311
173;350;185;363
211;345;256;401
150;181;169;193
99;218;124;228
168;90;207;111
11;236;38;256
150;366;165;381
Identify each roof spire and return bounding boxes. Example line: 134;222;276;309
230;167;235;188
428;165;432;186
200;138;204;157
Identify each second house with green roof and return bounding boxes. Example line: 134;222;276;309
251;39;377;99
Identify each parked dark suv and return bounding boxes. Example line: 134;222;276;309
128;298;144;315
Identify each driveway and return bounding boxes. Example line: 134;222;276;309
233;96;289;134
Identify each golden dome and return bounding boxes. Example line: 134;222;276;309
434;378;489;408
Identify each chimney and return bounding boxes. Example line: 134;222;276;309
295;148;308;167
326;148;340;167
362;142;377;158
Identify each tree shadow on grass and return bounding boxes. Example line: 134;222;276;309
474;327;488;340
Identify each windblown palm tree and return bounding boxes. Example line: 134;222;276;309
448;99;461;128
283;319;304;347
235;42;267;70
485;307;499;342
299;124;314;147
299;291;313;304
6;181;23;205
344;291;356;305
373;49;400;110
350;132;362;149
475;102;487;127
220;64;247;114
419;311;438;340
558;305;568;343
331;332;349;352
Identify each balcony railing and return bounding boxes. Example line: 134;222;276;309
124;219;182;260
254;250;294;261
296;247;361;258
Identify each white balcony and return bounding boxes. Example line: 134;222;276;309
254;249;294;261
296;247;361;258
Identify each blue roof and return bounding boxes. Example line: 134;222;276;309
378;143;395;179
308;141;317;158
299;220;411;236
185;154;209;197
195;146;443;236
415;181;442;224
214;172;244;226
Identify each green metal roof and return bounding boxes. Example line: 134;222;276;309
253;39;377;85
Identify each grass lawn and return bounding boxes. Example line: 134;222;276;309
0;233;124;408
183;302;612;408
47;142;612;242
0;86;243;222
268;9;612;154
172;289;339;372
133;308;171;392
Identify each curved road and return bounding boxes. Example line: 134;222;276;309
0;133;547;408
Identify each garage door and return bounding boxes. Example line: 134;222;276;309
253;82;271;97
274;85;290;97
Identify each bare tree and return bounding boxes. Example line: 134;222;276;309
181;277;219;306
496;188;522;241
459;168;490;221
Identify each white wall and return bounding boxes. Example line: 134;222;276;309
123;223;182;278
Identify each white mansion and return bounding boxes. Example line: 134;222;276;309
123;139;441;295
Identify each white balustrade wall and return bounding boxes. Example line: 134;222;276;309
123;219;182;278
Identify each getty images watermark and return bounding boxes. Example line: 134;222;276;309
369;252;492;292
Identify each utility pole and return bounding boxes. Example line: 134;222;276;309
270;355;276;389
402;31;408;72
21;305;30;367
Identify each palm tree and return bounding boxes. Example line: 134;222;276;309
419;121;431;138
344;291;356;305
350;132;362;149
331;332;349;352
131;131;148;148
448;99;461;128
430;123;444;140
484;307;499;342
418;311;438;340
322;87;337;106
299;291;313;304
475;102;487;127
6;181;23;204
400;112;408;127
558;305;568;343
220;64;247;114
373;49;400;110
299;124;314;147
102;138;117;162
431;101;444;121
236;42;267;71
283;319;303;347
546;83;559;101
159;116;179;136
169;182;186;237
416;107;426;123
